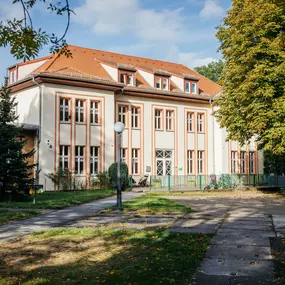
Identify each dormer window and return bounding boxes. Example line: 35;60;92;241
192;82;197;94
119;72;134;86
185;80;198;94
155;77;169;91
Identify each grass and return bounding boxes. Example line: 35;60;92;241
0;190;116;209
0;209;39;225
148;189;285;197
103;194;192;215
0;228;212;285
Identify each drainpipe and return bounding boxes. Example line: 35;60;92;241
32;76;42;184
210;97;216;174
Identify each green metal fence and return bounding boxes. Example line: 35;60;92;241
149;174;280;191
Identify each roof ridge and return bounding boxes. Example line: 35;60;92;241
67;44;189;67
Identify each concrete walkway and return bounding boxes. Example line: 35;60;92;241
0;192;143;242
167;195;284;285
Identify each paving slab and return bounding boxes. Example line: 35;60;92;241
192;275;280;285
198;258;275;277
173;218;222;228
272;214;285;230
217;229;276;238
220;223;273;231
226;216;272;222
224;219;272;226
206;245;272;260
211;235;271;246
0;192;144;242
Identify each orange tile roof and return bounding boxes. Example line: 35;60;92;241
28;44;221;96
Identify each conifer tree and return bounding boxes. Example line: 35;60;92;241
0;80;35;201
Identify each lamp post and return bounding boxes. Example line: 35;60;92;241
114;122;125;210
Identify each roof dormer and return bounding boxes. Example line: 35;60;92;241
184;74;200;95
154;70;171;91
118;64;137;86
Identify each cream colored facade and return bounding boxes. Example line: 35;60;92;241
8;47;263;190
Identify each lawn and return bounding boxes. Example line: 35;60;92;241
102;194;192;215
0;209;39;225
0;228;212;285
0;190;116;209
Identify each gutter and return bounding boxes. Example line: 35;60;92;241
32;76;42;184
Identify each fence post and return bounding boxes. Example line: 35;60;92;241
168;175;171;192
150;176;152;191
130;176;133;191
253;175;256;187
199;175;202;190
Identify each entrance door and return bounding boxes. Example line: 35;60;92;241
156;150;174;176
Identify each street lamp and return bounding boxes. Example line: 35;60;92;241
114;122;125;210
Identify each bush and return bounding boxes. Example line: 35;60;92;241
46;168;84;191
108;162;129;190
90;171;110;190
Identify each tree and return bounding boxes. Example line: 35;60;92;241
0;80;35;201
264;151;285;175
194;60;224;83
214;0;285;154
0;0;72;61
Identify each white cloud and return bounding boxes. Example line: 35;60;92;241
199;0;225;20
165;45;218;68
73;0;185;42
0;1;23;20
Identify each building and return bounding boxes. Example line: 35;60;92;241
7;45;263;190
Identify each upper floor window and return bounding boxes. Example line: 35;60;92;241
197;113;204;133
187;112;194;132
119;72;134;86
166;110;174;131
90;101;99;124
192;82;197;94
249;151;255;174
76;99;84;123
155;109;163;130
118;105;128;126
231;151;237;173
90;146;99;175
155;77;169;91
132;107;140;129
10;70;16;84
60;98;70;122
240;151;246;174
75;146;84;174
59;145;69;170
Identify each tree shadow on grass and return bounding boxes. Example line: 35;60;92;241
0;228;212;285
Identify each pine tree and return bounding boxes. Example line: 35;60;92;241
0;79;35;201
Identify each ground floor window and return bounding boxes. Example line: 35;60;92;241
90;146;99;175
187;150;194;174
240;151;246;174
75;146;84;174
59;145;69;170
132;149;139;174
197;151;204;174
231;151;237;173
156;149;173;176
249;151;255;174
121;148;127;164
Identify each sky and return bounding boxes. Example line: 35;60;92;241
0;0;232;80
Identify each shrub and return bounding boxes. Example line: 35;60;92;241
91;171;110;190
46;168;81;191
108;162;129;190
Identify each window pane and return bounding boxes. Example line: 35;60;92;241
186;82;190;93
